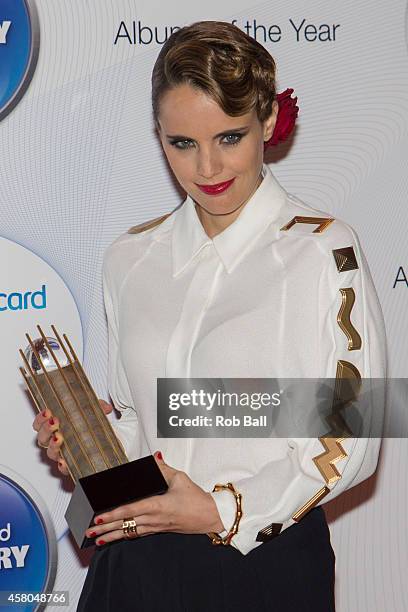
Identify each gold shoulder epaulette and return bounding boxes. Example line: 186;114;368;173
127;212;172;234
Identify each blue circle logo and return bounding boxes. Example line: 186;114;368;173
0;468;57;611
0;0;40;122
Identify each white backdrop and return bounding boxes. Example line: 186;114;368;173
1;1;407;610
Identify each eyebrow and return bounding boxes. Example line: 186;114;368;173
166;126;250;140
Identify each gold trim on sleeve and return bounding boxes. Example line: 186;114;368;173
312;359;362;484
128;212;171;234
337;288;362;351
312;436;348;485
292;486;331;522
291;256;364;524
332;246;359;272
336;359;362;385
280;216;335;233
255;522;283;542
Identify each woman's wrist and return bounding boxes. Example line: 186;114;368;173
205;492;225;533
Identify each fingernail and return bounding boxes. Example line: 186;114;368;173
157;451;163;460
42;410;47;417
95;518;104;525
49;418;54;425
88;531;96;538
97;540;105;546
53;435;58;442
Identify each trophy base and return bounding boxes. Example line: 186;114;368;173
65;454;168;548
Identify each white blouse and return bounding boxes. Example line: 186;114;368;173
103;162;387;555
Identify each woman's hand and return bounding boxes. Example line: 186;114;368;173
85;451;225;545
32;399;113;475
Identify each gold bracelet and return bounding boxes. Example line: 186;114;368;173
207;482;243;546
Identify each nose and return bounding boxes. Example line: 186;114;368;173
196;147;223;180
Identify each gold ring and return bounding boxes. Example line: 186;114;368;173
37;440;49;449
122;518;139;540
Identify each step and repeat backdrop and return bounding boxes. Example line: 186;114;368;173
1;1;407;610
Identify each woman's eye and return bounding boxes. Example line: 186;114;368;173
170;140;194;150
169;133;244;150
222;133;243;146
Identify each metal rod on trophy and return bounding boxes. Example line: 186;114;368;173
50;324;126;463
19;344;81;482
20;332;86;481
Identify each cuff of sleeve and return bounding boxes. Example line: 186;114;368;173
209;488;237;539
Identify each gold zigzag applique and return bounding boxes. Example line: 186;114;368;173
312;360;361;484
291;360;362;523
280;216;335;233
312;437;348;485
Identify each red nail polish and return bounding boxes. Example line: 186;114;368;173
96;518;104;525
53;435;58;442
97;540;105;546
49;417;54;425
157;451;163;460
89;531;96;538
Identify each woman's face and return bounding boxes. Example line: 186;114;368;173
157;84;278;218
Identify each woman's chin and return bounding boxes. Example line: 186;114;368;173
195;195;247;217
199;205;242;217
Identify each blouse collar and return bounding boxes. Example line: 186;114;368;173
171;163;287;276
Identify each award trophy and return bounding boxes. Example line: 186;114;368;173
19;324;168;548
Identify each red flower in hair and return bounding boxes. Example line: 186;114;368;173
264;88;299;149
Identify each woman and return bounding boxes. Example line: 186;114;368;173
33;20;387;611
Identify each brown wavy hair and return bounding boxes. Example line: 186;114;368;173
151;21;277;129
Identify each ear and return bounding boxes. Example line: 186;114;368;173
263;100;279;143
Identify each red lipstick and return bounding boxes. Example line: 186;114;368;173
196;177;235;195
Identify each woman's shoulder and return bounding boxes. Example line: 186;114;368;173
127;212;173;235
107;211;175;255
280;191;363;252
103;211;175;285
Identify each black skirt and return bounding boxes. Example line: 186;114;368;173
77;506;335;612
